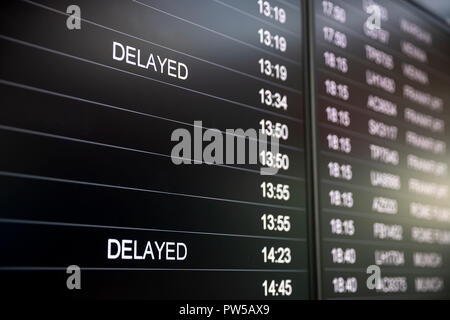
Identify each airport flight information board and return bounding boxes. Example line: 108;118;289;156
0;0;309;299
1;0;450;300
314;0;450;299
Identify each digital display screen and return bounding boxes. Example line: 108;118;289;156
314;0;450;299
1;0;450;301
0;0;309;299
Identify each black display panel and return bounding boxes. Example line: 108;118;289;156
0;0;309;299
1;0;450;301
313;0;450;299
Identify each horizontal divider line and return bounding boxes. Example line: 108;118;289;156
321;177;449;204
274;0;301;11
0;171;305;211
319;149;449;181
212;0;301;38
0;266;307;273
324;267;449;274
322;207;450;226
132;0;301;66
323;237;449;249
0;218;306;242
0;123;304;182
24;0;303;95
0;34;302;124
0;79;304;153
